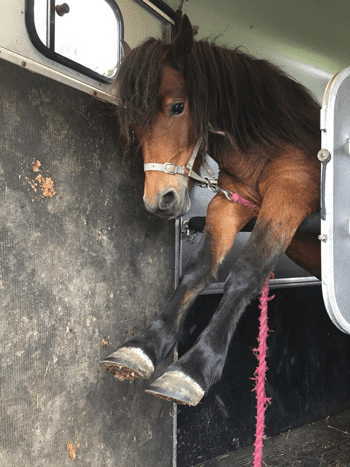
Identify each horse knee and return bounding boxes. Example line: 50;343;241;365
180;247;212;290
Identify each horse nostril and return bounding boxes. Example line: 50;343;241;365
159;189;178;210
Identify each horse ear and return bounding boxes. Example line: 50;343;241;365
168;14;193;64
121;40;132;57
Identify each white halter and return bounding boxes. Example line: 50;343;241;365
143;131;235;200
143;138;214;186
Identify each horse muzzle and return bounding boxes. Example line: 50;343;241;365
143;187;191;219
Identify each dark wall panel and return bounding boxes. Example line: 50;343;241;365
0;59;174;466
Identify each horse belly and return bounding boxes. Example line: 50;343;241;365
285;232;321;279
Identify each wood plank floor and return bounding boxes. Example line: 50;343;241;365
194;408;350;467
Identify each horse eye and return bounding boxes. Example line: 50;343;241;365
170;102;185;116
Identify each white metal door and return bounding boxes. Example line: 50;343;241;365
320;67;350;334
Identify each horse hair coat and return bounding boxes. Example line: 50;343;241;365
101;15;321;406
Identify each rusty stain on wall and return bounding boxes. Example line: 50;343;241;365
28;160;55;198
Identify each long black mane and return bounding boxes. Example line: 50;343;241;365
116;37;321;157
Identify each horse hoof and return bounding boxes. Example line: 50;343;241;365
101;347;154;381
145;370;205;406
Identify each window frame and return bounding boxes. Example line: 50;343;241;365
134;0;177;25
25;0;124;84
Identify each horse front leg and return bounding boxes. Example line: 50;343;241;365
101;195;252;383
101;230;212;380
146;186;314;406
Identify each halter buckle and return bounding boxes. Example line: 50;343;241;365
163;163;178;175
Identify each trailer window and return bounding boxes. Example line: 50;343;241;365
25;0;123;83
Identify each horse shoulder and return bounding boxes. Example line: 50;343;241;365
258;146;320;214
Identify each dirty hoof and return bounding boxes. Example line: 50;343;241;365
145;371;205;406
101;347;154;381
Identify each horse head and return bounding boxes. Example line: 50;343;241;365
141;15;198;219
118;16;201;219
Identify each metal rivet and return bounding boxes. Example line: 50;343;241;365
22;61;26;67
317;149;331;163
318;234;327;242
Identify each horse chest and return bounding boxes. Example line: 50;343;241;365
218;152;269;207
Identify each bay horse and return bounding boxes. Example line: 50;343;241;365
101;15;321;406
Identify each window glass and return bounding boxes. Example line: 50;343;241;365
34;0;48;45
54;0;120;77
28;0;122;82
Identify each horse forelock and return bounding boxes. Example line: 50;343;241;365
115;38;170;149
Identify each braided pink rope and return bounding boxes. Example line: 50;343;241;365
229;193;273;466
252;273;274;467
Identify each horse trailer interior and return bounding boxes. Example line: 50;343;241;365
1;1;350;466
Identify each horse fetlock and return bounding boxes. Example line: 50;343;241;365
145;370;205;406
101;347;154;381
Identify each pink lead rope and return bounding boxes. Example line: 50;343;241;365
229;192;274;467
230;192;258;211
253;273;274;467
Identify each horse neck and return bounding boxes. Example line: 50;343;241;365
210;137;276;183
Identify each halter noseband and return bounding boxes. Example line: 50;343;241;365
143;132;239;201
143;138;216;188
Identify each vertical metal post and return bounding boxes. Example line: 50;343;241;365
46;0;55;50
172;218;183;467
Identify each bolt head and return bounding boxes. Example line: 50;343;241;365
317;149;331;163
